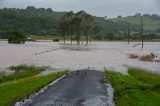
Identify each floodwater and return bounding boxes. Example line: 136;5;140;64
0;41;160;73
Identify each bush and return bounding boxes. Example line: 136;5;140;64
107;32;114;41
8;31;25;44
52;38;59;42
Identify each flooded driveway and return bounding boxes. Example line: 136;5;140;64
20;70;114;106
0;41;160;73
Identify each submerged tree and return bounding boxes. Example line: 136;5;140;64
59;10;94;45
72;17;82;45
83;13;94;45
66;11;75;45
60;14;68;44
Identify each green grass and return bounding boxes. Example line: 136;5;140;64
111;16;160;31
0;65;67;106
105;68;160;106
0;65;46;83
29;35;58;40
128;54;139;59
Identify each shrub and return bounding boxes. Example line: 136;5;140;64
8;31;25;44
52;38;59;42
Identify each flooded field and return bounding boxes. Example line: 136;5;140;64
0;41;160;73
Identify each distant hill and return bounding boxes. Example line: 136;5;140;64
0;7;159;40
0;6;65;38
111;14;160;31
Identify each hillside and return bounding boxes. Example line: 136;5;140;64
111;15;160;31
0;6;65;38
0;7;160;40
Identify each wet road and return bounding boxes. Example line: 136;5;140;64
23;70;113;106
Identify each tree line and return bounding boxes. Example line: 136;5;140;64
0;6;160;41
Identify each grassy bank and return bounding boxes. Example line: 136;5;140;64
0;65;67;106
29;35;89;41
105;68;160;106
29;35;58;40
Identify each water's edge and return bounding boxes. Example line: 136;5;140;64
15;75;66;106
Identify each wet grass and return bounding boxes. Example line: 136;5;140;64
105;68;160;106
128;54;156;62
0;65;67;106
29;35;57;40
0;65;46;83
139;55;153;61
128;54;138;59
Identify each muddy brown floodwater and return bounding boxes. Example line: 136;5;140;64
1;41;159;106
0;41;160;74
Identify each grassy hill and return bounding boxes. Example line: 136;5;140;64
111;16;160;31
0;6;159;40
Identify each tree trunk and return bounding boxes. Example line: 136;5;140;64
89;36;91;45
86;35;88;45
71;34;72;45
63;33;65;44
77;35;78;45
85;32;88;45
141;16;144;49
78;36;80;45
127;25;130;44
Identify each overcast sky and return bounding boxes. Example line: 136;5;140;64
0;0;160;18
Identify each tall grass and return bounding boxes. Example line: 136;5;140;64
105;68;160;106
0;65;45;83
128;54;138;59
139;55;153;61
0;71;67;106
0;65;67;106
128;54;156;62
